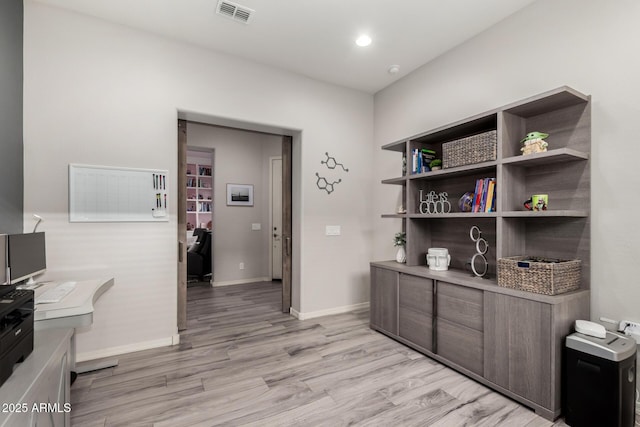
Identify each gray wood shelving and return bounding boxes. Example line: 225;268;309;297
372;86;592;421
380;86;591;284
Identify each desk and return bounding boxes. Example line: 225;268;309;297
32;278;114;372
33;278;114;330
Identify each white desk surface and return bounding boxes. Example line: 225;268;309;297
32;278;114;328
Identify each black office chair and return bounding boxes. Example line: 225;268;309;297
187;230;212;281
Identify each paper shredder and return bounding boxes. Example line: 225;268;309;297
564;331;637;427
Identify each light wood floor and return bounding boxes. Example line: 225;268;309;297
69;281;610;426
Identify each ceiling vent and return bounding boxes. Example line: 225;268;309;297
216;0;254;24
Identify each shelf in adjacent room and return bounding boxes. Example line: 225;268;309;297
501;148;589;167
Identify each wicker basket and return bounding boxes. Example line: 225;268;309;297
497;256;581;295
442;130;497;169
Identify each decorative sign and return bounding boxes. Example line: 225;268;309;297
418;190;451;214
316;152;349;195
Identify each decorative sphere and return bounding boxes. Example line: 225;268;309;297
459;192;474;212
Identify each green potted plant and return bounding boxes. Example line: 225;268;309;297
394;232;406;263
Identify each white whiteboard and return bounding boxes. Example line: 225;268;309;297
69;164;169;222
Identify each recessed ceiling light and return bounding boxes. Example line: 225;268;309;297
355;35;372;47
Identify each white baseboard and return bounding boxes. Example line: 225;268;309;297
211;276;271;287
76;334;180;363
290;302;369;320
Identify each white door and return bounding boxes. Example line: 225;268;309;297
271;157;283;280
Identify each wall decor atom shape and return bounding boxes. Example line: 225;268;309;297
316;152;349;195
315;173;341;194
321;152;349;172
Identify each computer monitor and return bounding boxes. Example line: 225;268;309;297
0;235;7;285
7;232;46;285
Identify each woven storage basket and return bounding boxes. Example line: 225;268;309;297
497;256;581;295
442;130;497;169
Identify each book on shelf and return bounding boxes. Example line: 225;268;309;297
471;177;496;212
411;148;437;174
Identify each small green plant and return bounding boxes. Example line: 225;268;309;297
394;232;406;247
429;159;442;168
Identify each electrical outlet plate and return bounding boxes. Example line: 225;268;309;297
619;320;640;333
619;320;640;344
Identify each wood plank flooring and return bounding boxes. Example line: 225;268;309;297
70;282;632;426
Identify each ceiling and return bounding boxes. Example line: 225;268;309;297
34;0;538;94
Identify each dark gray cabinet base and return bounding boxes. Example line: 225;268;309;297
370;262;590;421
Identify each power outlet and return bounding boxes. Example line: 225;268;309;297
619;320;640;333
239;262;245;270
619;320;640;344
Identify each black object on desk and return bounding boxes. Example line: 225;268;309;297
0;286;34;387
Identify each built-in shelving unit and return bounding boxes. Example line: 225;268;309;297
381;86;591;283
186;150;213;231
371;86;591;421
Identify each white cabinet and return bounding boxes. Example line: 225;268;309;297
0;329;73;427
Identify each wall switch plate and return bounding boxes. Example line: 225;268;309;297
252;223;261;230
239;262;245;270
325;225;341;236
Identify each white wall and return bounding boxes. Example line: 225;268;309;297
187;123;281;284
23;1;373;360
374;0;640;338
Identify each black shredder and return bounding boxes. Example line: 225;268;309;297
565;331;637;427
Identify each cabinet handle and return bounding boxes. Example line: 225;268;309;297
178;240;184;262
285;237;291;256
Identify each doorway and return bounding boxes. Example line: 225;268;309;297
177;119;293;330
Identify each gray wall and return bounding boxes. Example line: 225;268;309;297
0;0;23;233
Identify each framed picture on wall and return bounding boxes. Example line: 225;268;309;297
226;183;253;206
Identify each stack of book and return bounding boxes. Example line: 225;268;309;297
410;149;436;174
472;177;496;212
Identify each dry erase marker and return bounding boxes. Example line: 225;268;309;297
164;194;167;209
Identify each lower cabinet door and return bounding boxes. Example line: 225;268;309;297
370;267;398;335
484;293;552;409
398;274;433;351
436;281;483;375
436;318;484;375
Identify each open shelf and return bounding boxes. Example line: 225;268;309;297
381;214;406;219
381;177;407;185
381;139;407;152
502;148;589;167
501;210;588;218
408;161;497;181
408;212;498;219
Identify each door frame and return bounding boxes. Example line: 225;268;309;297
281;136;292;312
177;115;296;325
177;120;187;330
269;156;282;281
